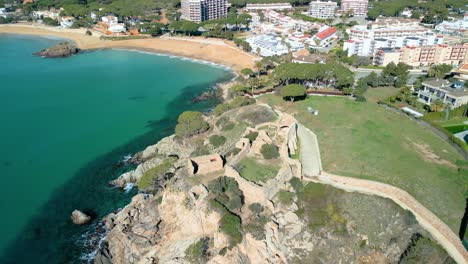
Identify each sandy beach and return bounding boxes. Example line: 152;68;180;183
0;24;257;71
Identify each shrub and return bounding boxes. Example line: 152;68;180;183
240;68;254;76
213;96;255;116
175;111;209;137
220;212;242;248
243;215;268;240
208;176;244;212
226;147;241;157
248;203;263;215
222;121;235;131
355;95;367;102
245;131;258;143
238;107;276;126
277;191;294;205
190;145;210;157
137;157;177;189
184;237;210;263
209;135;226;147
260;144;280;159
280;84;306;102
216;116;235;131
289;177;303;193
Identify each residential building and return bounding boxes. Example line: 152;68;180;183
373;48;401;66
400;43;468;67
246;34;289;56
32;9;60;20
59;16;75;28
245;3;292;11
308;1;337;19
108;23;126;33
417;79;468;109
101;15;118;25
369;17;420;30
181;0;227;22
309;26;337;47
340;0;368;16
0;8;6;18
435;15;468;37
453;63;468;81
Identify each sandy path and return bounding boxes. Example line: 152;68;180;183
296;122;468;264
0;24;257;71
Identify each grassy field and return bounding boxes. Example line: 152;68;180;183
236;157;280;183
259;94;467;232
364;87;400;103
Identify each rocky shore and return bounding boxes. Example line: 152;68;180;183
93;104;451;263
33;42;80;58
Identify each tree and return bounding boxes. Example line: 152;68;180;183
175;111;209;137
280;84;306;102
42;17;58;26
365;72;381;87
428;64;452;79
352;56;372;68
240;68;253;76
430;99;446;112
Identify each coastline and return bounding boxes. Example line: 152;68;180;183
0;24;257;72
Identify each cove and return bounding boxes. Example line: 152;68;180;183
0;34;232;263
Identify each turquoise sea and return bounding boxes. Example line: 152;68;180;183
0;34;232;263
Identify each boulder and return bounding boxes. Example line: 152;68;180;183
71;210;91;225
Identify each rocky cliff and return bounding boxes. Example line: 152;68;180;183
94;104;452;264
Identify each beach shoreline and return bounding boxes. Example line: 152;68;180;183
0;24;257;72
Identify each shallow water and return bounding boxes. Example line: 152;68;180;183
0;34;232;263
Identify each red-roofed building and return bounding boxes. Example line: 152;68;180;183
309;26;337;47
453;63;468;81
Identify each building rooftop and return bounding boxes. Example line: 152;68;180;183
423;79;468;97
315;27;336;40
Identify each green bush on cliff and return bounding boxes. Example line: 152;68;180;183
137;157;177;189
209;135;226;147
175;111;209;137
219;211;242;249
260;143;279;159
184;237;210;263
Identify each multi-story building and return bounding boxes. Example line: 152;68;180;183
181;0;227;22
246;34;289;57
344;34;443;57
417;79;468;109
400;44;468;67
245;3;293;11
373;48;401;66
308;1;337;19
308;26;337;47
374;43;468;67
340;0;368;16
435;14;468;37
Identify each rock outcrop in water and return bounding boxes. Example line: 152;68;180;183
71;210;91;225
33;42;80;58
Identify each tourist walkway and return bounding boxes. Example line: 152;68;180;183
296;123;468;264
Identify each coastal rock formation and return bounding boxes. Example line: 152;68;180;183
71;210;91;225
94;106;452;264
33;43;79;58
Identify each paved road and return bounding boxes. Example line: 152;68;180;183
296;123;468;264
297;124;322;176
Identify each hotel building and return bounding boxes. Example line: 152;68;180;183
308;1;337;19
340;0;368;16
181;0;227;22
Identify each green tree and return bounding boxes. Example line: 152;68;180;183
175;111;209;137
428;64;452;79
240;68;254;76
280;84;306;102
430;99;446;112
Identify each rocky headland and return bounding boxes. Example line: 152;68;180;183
93;102;452;264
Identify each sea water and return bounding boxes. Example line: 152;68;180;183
0;34;232;263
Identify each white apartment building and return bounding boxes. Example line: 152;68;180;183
308;1;337;19
418;79;468;109
435;15;468;36
343;34;443;57
245;3;292;11
246;34;289;56
181;0;227;22
340;0;368;16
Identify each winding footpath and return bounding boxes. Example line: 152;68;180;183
296;123;468;264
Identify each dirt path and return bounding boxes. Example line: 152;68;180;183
296;122;468;264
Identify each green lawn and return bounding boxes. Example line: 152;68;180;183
237;157;280;183
364;87;400;103
259;94;467;232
